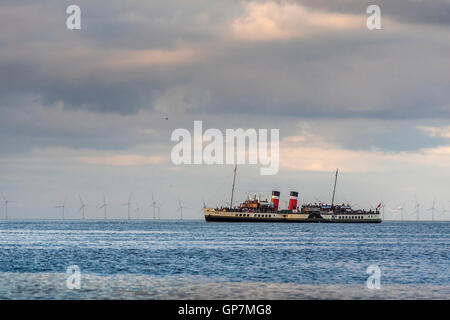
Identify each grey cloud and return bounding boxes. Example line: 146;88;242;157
298;0;450;26
297;119;450;152
1;0;450;120
0;0;450;157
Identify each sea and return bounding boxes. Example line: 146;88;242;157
0;220;448;299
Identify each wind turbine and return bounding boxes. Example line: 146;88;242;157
134;202;140;219
156;202;164;219
122;193;132;220
427;198;437;221
414;195;420;221
440;201;447;221
54;198;67;220
98;194;108;220
1;193;12;220
397;201;407;221
176;198;189;220
446;201;450;220
149;193;160;220
77;196;87;219
445;201;450;220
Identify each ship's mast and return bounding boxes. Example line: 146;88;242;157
230;164;237;208
331;168;338;208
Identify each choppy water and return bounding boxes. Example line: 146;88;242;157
0;220;449;299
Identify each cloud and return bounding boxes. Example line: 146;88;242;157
418;125;450;139
298;0;450;27
79;154;167;166
280;127;450;173
1;0;450;119
99;47;200;69
232;1;363;41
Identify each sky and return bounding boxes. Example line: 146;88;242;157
1;0;450;220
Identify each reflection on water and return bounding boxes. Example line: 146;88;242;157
1;273;449;300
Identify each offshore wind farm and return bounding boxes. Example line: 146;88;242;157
1;189;449;221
